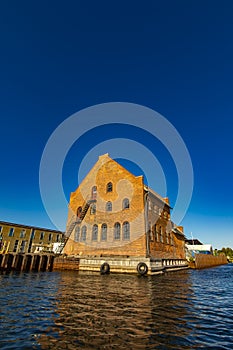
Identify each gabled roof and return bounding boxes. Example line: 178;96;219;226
172;223;186;238
145;185;171;208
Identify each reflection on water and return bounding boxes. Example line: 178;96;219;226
1;265;233;349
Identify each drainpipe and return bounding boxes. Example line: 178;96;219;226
144;190;150;258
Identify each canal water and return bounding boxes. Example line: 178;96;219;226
1;264;233;349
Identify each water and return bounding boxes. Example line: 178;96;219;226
1;265;233;349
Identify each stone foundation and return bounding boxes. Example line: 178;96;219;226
54;255;188;275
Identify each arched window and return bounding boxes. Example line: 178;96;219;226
91;186;97;200
92;224;98;241
123;221;130;240
90;203;96;215
74;226;80;242
114;222;121;240
122;198;130;209
81;226;87;241
106;201;112;212
101;224;107;241
106;182;113;192
77;206;82;218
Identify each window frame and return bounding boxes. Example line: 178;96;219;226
20;229;26;238
114;222;121;240
74;226;80;242
106;182;113;192
91;186;97;200
106;201;112;212
122;198;130;209
90;203;96;215
101;223;107;241
123;221;130;240
92;224;98;241
81;225;87;241
8;228;14;237
40;231;45;240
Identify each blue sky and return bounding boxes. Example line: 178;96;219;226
0;1;233;249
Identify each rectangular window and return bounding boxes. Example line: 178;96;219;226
8;228;14;237
30;229;35;239
13;240;19;253
0;226;2;233
40;232;44;240
19;240;27;253
20;229;26;238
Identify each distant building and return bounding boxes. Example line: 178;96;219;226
186;244;213;255
62;154;188;274
0;220;64;254
185;240;213;260
185;239;203;245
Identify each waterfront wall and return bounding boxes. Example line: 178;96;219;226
193;254;227;269
53;255;188;274
53;256;80;270
0;253;54;272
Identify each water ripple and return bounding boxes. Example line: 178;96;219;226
1;265;233;349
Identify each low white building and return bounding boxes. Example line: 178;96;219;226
186;244;213;259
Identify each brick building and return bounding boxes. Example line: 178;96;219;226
63;154;187;274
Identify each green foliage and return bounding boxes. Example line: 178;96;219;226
216;247;233;258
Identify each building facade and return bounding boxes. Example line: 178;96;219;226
0;221;64;254
64;154;186;263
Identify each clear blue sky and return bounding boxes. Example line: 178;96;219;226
0;1;233;249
